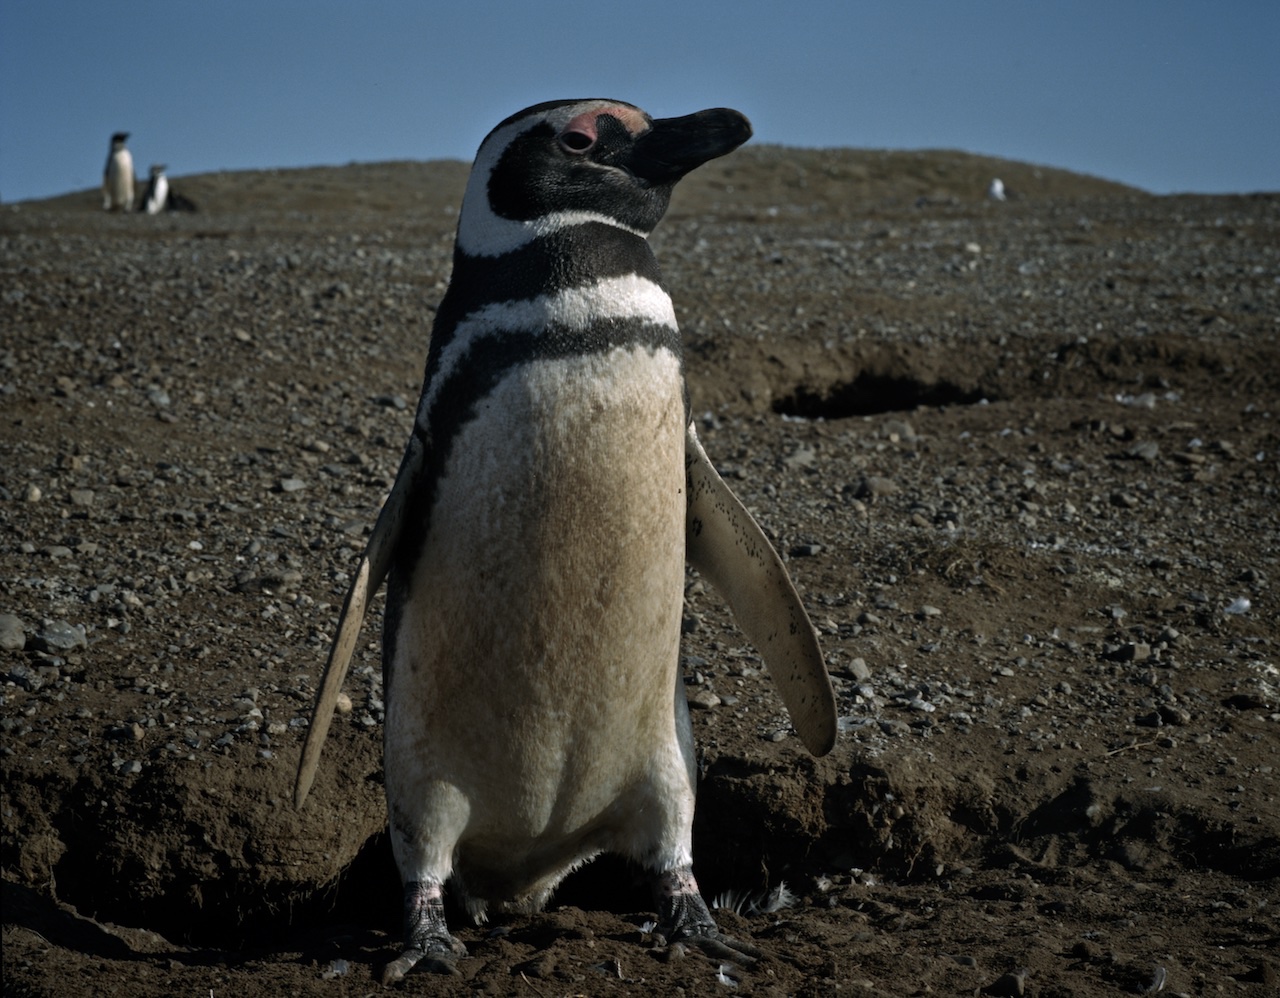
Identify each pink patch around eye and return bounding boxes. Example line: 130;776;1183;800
562;104;649;142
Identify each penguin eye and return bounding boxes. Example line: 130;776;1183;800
559;130;595;154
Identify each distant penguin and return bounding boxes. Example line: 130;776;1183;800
294;99;837;983
142;164;169;214
102;132;134;212
987;177;1007;202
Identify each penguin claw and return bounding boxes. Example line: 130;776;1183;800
381;941;466;985
653;867;762;967
656;926;762;967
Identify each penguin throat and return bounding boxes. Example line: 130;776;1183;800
457;207;651;259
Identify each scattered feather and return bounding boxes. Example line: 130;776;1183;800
715;963;740;988
712;881;796;915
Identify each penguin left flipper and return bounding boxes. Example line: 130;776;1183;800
684;423;837;757
294;437;425;808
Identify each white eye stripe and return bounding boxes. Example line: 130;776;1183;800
415;275;676;429
459;209;650;258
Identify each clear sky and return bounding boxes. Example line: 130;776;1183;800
2;1;1276;203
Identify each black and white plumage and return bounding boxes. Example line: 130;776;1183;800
141;164;169;214
102;132;134;212
295;99;836;983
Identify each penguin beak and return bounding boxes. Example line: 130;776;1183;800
624;108;752;186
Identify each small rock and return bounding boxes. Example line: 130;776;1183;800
783;446;817;470
0;614;26;652
882;418;916;442
1157;704;1190;726
335;691;354;714
7;662;43;691
687;689;721;710
1110;490;1139;509
855;475;897;499
983;968;1028;997
24;484;42;502
1128;441;1160;462
35;620;88;653
278;478;306;493
69;488;95;506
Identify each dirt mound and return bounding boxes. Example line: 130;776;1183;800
3;149;1277;996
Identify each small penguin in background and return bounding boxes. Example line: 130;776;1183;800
102;132;134;212
141;164;169;214
295;99;837;983
987;177;1007;201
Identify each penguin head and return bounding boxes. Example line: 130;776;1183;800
110;132;130;147
457;99;751;257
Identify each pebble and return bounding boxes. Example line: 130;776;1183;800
882;418;916;442
6;662;43;691
983;968;1028;996
783;446;817;470
0;614;26;651
855;475;898;498
34;620;88;652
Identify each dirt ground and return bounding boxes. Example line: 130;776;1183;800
2;142;1277;997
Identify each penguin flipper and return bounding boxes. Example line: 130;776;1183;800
293;437;424;808
684;424;837;756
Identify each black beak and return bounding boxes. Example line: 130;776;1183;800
625;108;752;186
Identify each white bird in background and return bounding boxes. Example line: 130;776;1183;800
102;132;134;212
142;164;169;214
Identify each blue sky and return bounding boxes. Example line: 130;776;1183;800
2;1;1276;203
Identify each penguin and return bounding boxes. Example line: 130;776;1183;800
102;132;134;212
987;177;1007;202
294;99;837;983
141;164;169;214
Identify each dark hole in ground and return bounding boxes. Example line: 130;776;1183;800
772;372;990;419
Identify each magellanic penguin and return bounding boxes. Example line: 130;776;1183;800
142;164;169;214
102;132;134;212
294;99;837;983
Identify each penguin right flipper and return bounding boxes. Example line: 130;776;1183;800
684;424;837;757
293;436;425;808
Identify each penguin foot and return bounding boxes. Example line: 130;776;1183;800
652;867;763;966
381;942;464;984
382;879;467;984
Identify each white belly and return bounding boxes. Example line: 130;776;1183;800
385;344;689;900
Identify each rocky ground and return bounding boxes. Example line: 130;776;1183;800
2;145;1277;997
